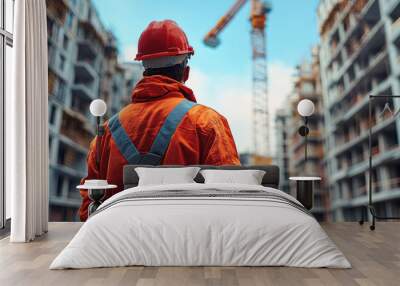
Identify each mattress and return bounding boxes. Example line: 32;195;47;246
50;183;351;269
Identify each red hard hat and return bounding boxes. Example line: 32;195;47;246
135;20;194;61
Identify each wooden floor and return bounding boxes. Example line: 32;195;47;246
0;222;399;286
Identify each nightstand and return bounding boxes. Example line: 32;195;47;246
289;177;321;210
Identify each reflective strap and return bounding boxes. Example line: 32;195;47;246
149;99;197;157
108;114;140;164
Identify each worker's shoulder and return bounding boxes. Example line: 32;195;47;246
189;104;228;126
102;104;132;131
107;104;135;121
191;104;226;118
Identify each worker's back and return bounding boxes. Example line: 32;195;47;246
79;75;240;221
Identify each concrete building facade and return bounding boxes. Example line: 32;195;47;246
318;0;400;221
46;0;142;221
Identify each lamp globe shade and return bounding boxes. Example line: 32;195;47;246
90;99;107;117
297;99;315;117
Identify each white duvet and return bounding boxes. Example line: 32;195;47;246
50;183;350;269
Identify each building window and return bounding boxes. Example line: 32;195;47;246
47;17;54;37
56;175;64;197
1;0;15;230
59;54;65;71
63;34;69;51
55;80;66;103
49;136;53;155
66;11;74;30
49;104;57;126
47;16;59;43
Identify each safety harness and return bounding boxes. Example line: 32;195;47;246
108;99;197;165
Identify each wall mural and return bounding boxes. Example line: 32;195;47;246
46;0;400;223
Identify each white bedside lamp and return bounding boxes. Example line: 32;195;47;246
297;99;315;117
290;99;318;211
90;99;107;117
297;99;315;162
77;99;116;217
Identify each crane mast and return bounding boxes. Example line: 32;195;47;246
251;0;271;156
203;0;272;156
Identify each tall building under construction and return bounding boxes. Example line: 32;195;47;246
46;0;142;221
318;0;400;221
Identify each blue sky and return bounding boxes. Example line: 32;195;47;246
93;0;320;153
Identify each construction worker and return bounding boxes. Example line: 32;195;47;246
79;20;240;221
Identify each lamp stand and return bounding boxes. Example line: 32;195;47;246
298;116;309;165
304;116;308;163
95;116;104;168
90;116;106;216
87;188;107;216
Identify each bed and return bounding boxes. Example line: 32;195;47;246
50;165;350;269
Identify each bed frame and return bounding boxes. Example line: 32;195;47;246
123;165;280;189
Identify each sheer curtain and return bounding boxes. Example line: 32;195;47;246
7;0;48;242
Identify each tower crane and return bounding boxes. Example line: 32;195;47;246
204;0;272;156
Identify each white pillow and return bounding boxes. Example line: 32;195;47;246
135;167;201;186
200;169;266;185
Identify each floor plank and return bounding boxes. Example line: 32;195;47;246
0;222;399;286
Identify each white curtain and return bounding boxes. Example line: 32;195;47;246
7;0;49;242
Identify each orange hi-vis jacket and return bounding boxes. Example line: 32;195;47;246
79;75;240;221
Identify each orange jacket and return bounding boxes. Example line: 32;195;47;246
79;75;240;221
